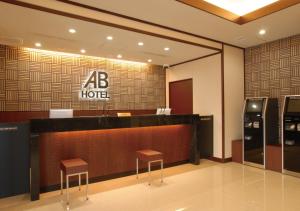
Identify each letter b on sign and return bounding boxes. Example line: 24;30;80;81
98;71;108;88
84;71;108;88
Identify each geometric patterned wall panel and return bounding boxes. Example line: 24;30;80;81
0;45;166;111
245;34;300;141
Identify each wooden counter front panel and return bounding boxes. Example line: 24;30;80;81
232;140;242;164
39;125;191;188
266;145;282;173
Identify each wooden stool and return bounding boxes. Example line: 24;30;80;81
60;158;89;207
136;149;163;185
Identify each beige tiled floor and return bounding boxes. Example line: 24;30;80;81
1;160;300;211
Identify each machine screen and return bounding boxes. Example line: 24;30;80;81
287;99;300;113
246;100;263;113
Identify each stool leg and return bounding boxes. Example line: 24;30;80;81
148;161;151;185
60;170;63;195
136;158;139;179
79;174;81;191
161;160;163;183
86;172;89;200
66;175;69;206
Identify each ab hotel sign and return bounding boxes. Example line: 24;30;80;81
79;70;110;101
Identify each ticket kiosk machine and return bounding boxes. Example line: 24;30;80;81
243;97;278;168
283;96;300;176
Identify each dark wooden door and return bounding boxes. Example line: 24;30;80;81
169;79;193;114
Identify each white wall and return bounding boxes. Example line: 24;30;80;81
224;45;244;158
166;54;223;158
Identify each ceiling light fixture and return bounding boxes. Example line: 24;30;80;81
68;28;76;34
259;29;266;35
80;49;86;53
204;0;279;16
35;42;42;47
117;54;122;58
147;59;152;62
164;47;170;51
106;36;113;40
138;42;144;46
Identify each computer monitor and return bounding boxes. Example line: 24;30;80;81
156;108;171;115
156;108;163;115
246;100;263;113
287;99;300;113
49;109;73;119
164;108;171;115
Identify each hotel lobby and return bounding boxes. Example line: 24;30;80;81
0;0;300;210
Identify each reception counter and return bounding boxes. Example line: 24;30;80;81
30;114;212;200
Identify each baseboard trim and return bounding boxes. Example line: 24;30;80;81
224;157;232;162
208;157;232;163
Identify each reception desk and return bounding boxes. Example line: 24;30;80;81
30;114;210;200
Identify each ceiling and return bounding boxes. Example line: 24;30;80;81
68;0;300;47
0;1;218;65
0;0;299;65
176;0;300;24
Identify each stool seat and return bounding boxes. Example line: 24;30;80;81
136;149;163;161
60;158;89;208
61;158;88;175
136;149;164;185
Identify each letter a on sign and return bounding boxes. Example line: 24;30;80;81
84;71;97;88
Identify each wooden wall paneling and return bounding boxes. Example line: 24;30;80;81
245;35;300;143
232;139;243;163
0;45;166;114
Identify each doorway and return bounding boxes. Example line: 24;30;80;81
169;79;193;114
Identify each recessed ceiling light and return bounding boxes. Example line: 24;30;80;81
106;36;113;40
138;42;144;46
164;47;170;51
35;42;41;47
80;49;86;53
204;0;278;16
68;28;76;34
117;54;122;58
259;29;266;35
147;59;152;62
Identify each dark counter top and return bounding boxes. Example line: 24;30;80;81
30;114;200;133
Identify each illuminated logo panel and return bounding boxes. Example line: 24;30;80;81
80;70;110;101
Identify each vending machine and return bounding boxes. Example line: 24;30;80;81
282;96;300;176
243;97;278;168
